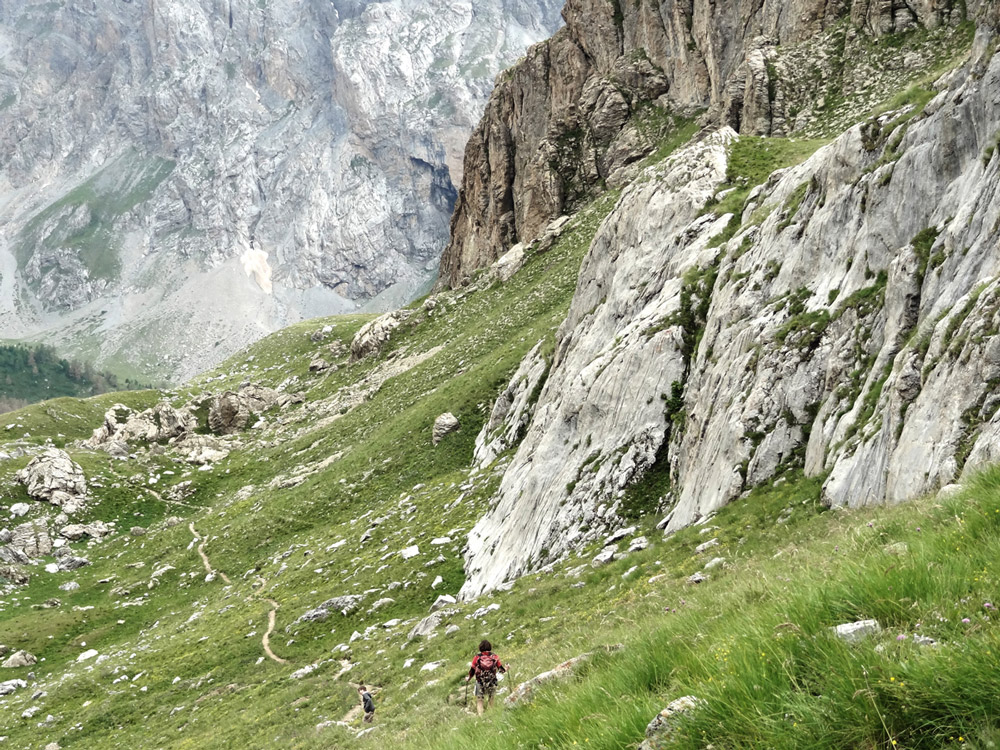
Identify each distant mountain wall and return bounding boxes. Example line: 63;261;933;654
0;0;561;381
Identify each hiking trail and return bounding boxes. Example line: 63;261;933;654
188;522;232;584
251;576;288;664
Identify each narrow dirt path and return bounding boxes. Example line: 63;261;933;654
261;598;288;664
189;522;232;584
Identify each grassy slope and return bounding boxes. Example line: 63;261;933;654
0;27;991;750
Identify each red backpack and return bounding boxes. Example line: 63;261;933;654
475;652;499;681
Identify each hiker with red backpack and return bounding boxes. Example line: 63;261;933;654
465;639;506;715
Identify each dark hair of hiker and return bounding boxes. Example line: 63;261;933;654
358;684;366;691
479;639;492;652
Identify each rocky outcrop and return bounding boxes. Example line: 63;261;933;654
438;0;991;288
0;0;561;382
15;448;87;513
462;31;1000;597
208;384;284;435
85;402;197;449
350;310;412;361
462;129;735;598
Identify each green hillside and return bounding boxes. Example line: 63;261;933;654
0;343;148;414
0;179;997;749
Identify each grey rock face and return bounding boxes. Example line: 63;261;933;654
462;130;734;599
438;0;994;289
473;341;549;468
15;448;87;513
463;34;1000;597
0;0;562;382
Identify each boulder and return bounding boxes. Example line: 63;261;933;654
60;522;110;541
1;650;37;668
408;612;442;640
0;545;30;565
591;544;617;567
9;502;30;518
505;654;591;706
350;310;410;361
432;413;460;445
309;357;330;372
831;619;882;643
85;402;197;449
15;448;87;513
58;555;91;572
430;594;457;612
639;696;705;749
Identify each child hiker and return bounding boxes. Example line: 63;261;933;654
465;639;506;715
358;684;375;723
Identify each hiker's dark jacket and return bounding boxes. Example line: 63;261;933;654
362;691;374;713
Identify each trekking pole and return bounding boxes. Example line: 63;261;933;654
464;678;469;707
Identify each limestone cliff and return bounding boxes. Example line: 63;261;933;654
0;0;560;381
461;21;1000;598
439;0;993;289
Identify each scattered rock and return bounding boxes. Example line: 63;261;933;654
687;572;708;584
912;635;938;647
628;536;649;553
606;526;637;544
695;538;719;554
431;575;444;589
831;619;882;643
58;556;91;572
408;613;442;640
591;544;617;567
15;448;87;513
9;503;30;518
399;545;419;560
419;660;444;672
290;664;319;679
77;649;99;662
58;581;80;592
703;557;725;570
639;696;705;750
430;594;457;612
130;526;146;536
432;413;460;445
0;678;26;696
